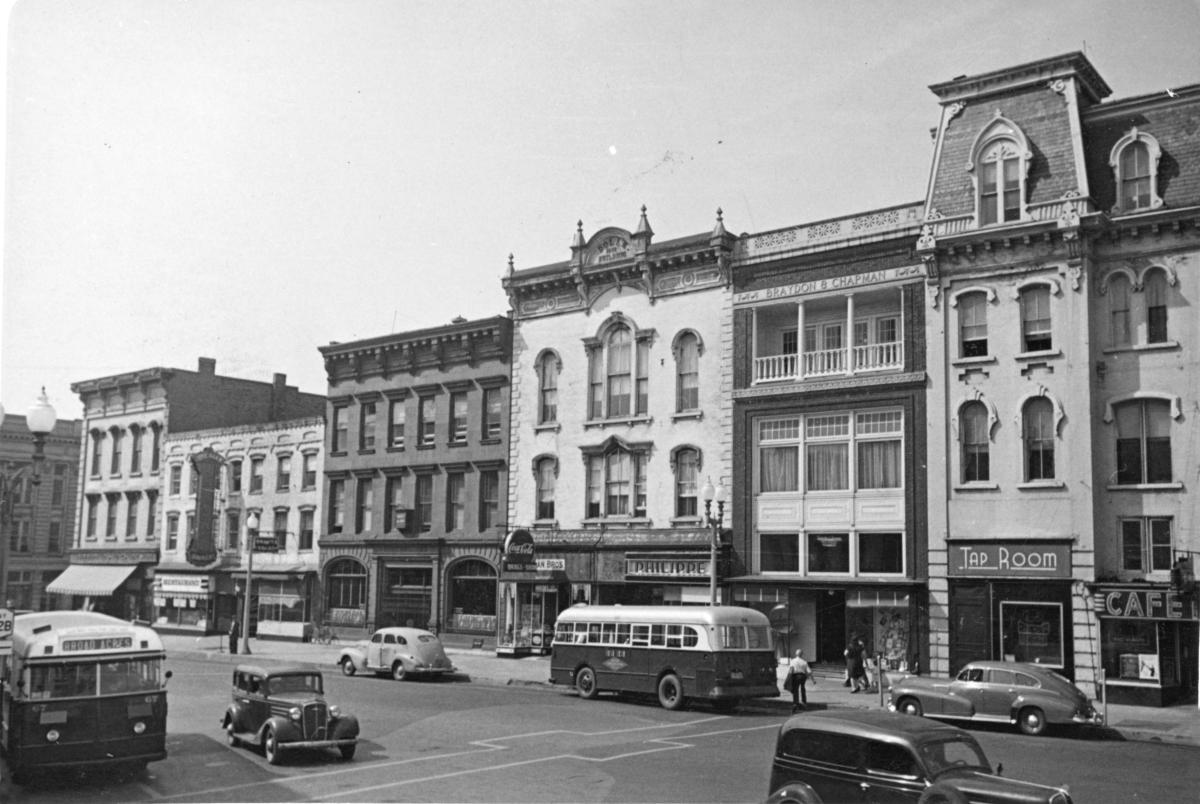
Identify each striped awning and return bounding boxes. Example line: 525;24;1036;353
46;564;138;597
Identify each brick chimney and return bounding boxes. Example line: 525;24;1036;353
271;373;287;420
197;357;217;375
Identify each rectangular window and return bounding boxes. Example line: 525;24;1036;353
11;520;29;553
328;479;345;534
416;475;433;532
130;428;143;474
1116;400;1172;485
479;470;499;530
588;349;604;420
86;495;99;539
299;509;314;550
230;459;243;492
1021;286;1052;352
807;532;850;573
858;532;903;574
419;396;436;446
51;464;66;507
536;461;556;521
636;339;650;415
166;515;179;551
586;456;603;518
110;430;123;476
1121;517;1173;573
125;493;139;540
302;453;317;489
186;512;195;545
760;533;800;573
277;455;291;491
189;465;198;496
959;293;988;357
91;432;103;477
169;465;182;496
759;418;800;492
1110;279;1131;348
150;425;161;472
360;401;376;450
355;477;373;533
389;399;406;448
483;387;502;440
332;406;348;452
226;510;240;551
446;472;465;531
48;521;62;554
385;476;404;532
146;491;157;538
805;415;849;492
1000;602;1064;668
450;392;468;444
105;493;120;539
249;457;264;493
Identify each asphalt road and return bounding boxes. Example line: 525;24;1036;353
4;655;1199;803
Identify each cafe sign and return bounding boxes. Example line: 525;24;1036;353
948;541;1071;579
1094;588;1199;621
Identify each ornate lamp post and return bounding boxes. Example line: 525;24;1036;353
701;477;726;607
0;389;58;606
241;511;260;655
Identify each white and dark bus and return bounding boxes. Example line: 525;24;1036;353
1;611;171;784
550;605;779;711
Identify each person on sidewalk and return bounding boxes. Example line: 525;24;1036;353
786;649;813;712
848;637;868;693
229;618;240;655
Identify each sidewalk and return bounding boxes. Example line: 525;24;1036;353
161;633;1200;748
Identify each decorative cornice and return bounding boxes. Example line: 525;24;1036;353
733;371;927;400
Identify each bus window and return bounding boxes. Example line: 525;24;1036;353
719;626;747;649
616;623;631;644
30;663;98;699
587;623;602;644
100;658;161;694
682;626;699;648
631;624;650;646
747;625;772;650
650;624;666;647
666;625;684;648
554;622;574;643
601;623;617;644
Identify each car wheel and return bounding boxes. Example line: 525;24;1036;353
263;725;282;765
392;662;408;681
340;657;357;676
898;697;923;717
657;673;685;711
339;744;356;761
226;719;240;747
917;784;968;804
1017;706;1046;736
575;666;599;699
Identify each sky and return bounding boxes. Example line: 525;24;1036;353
2;0;1199;421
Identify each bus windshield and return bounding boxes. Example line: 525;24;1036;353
28;657;164;699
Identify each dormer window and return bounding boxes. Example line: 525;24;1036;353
1109;128;1163;215
968;115;1031;227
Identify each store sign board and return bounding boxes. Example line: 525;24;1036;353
1094;588;1199;621
503;529;536;572
157;575;209;594
947;542;1071;578
626;553;710;580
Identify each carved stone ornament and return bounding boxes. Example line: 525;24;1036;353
1047;78;1069;96
947;101;966;121
916;224;937;252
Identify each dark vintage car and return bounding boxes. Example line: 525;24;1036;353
220;665;359;765
887;660;1103;736
768;710;1074;804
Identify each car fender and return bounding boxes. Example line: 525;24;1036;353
338;646;368;670
1009;691;1066;721
262;714;303;743
332;714;360;740
764;782;824;804
222;703;243;730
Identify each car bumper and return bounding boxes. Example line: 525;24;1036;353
278;738;357;752
1074;710;1104;726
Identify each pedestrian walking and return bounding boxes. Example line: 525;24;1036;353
229;618;240;655
786;649;813;712
848;636;868;692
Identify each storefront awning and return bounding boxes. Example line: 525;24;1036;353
46;564;138;596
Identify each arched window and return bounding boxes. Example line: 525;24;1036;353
1109;128;1163;214
674;447;699;517
90;429;104;478
1144;268;1169;344
587;319;650;420
606;326;632;416
149;422;162;472
129;425;143;475
537;352;559;425
446;559;497;632
675;332;700;412
979;140;1022;225
535;457;556;521
1023;397;1055;481
109;427;124;476
325;558;367;611
958;292;989;358
1019;285;1052;352
1115;399;1172;485
1108;273;1132;348
960;402;990;483
583;438;650;519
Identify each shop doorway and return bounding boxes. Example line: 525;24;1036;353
817;590;845;664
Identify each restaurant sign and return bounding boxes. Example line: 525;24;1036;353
626;553;710;580
947;541;1071;579
1094;588;1199;621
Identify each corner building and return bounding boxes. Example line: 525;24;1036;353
729;203;930;669
317;316;512;640
500;208;735;655
918;52;1200;706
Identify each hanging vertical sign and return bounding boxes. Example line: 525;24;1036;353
503;529;536;572
187;447;224;567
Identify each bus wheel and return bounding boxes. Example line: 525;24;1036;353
576;666;599;699
657;673;685;710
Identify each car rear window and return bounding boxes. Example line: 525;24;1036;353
779;730;863;769
864;741;919;777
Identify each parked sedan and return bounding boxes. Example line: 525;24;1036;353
337;627;456;681
888;660;1103;736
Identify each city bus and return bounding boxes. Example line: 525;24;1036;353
1;611;171;784
550;605;779;711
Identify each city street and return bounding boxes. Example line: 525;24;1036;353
3;654;1198;803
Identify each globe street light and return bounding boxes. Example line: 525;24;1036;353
701;477;726;606
0;388;58;606
241;511;260;655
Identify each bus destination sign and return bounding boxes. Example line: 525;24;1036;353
62;636;133;652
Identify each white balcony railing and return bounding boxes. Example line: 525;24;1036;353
753;341;902;383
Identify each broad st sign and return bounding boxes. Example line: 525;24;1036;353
948;541;1072;579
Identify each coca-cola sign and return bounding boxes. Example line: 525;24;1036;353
503;529;536;572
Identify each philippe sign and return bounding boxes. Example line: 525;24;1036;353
503;529;536;572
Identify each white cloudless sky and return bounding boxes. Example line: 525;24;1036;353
3;0;1199;418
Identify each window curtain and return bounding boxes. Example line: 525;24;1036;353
857;440;900;489
760;446;798;492
607;329;632;416
806;443;848;491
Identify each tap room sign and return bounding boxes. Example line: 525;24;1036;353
947;541;1072;579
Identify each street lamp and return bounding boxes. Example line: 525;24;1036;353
241;511;259;655
701;477;726;606
0;388;58;606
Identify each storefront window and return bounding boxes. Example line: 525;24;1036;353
999;601;1063;668
447;559;496;632
326;558;367;612
761;533;800;573
807;533;849;573
1100;619;1159;682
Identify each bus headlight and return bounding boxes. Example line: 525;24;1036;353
46;729;60;743
289;707;302;721
133;721;146;734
